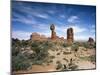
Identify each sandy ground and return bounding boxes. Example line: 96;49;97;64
14;64;56;74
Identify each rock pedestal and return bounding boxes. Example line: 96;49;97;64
50;24;56;40
67;28;74;45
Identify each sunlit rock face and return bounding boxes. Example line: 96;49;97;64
30;32;47;41
67;28;74;45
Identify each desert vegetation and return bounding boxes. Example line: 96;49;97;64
12;38;96;73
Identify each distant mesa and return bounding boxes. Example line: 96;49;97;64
67;28;74;45
30;32;47;41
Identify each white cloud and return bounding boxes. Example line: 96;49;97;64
60;15;66;18
12;12;37;25
56;25;87;34
74;34;95;41
68;16;79;23
20;6;49;19
90;24;96;33
47;10;55;14
36;13;49;19
67;25;87;33
12;30;51;40
12;31;32;40
55;25;89;40
91;24;95;29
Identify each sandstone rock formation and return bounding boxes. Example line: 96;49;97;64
50;24;57;40
30;32;46;41
67;28;74;45
60;37;64;40
88;37;94;45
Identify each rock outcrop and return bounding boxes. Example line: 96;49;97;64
88;37;94;45
67;28;74;45
30;32;47;41
50;24;57;40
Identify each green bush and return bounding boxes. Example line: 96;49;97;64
31;42;49;65
79;55;96;63
82;42;94;49
68;64;78;70
89;55;96;63
12;46;20;56
62;43;67;47
12;53;31;71
63;51;71;55
42;41;54;48
71;44;79;52
56;62;62;70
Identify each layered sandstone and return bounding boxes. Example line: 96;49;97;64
30;32;47;41
67;28;74;45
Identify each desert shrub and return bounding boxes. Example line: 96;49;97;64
42;41;54;48
79;55;96;63
21;40;30;47
71;44;79;52
12;38;21;47
12;46;20;56
60;42;71;47
33;48;48;61
48;60;53;63
82;42;94;49
68;58;78;70
12;61;31;71
63;51;71;55
89;55;96;63
57;53;60;55
50;56;55;59
63;58;68;62
56;61;60;64
31;43;49;65
32;60;44;65
12;38;22;55
12;38;32;71
62;43;67;47
56;61;62;70
73;42;80;45
82;42;89;48
12;53;31;71
68;64;78;70
31;41;40;48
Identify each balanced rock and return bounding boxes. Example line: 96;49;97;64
50;24;57;40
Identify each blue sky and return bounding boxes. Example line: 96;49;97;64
12;1;96;41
